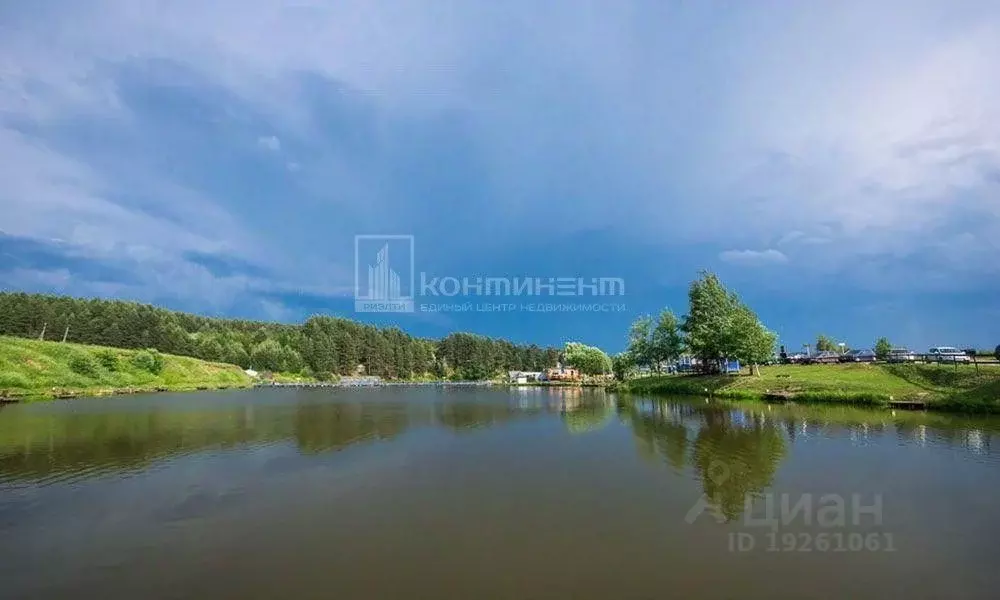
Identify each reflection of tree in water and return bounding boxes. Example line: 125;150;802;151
0;407;288;484
623;400;787;521
435;402;521;431
294;402;413;453
691;410;787;521
561;400;614;435
1;394;612;484
622;403;689;470
437;392;610;432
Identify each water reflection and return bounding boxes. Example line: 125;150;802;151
2;390;998;494
622;400;786;520
621;396;1000;520
0;389;614;485
4;390;1000;600
294;402;412;452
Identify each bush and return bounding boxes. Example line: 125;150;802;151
281;348;304;373
132;349;165;374
95;349;119;371
68;352;100;377
995;345;1000;361
222;342;250;368
0;372;31;389
250;339;285;371
315;371;334;382
196;337;224;361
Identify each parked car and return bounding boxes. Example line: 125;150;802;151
841;348;876;363
786;353;807;364
805;351;841;364
887;348;916;363
927;347;970;363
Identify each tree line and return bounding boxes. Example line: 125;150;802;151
809;334;891;358
619;272;776;376
0;292;560;379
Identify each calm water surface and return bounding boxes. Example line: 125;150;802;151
2;387;999;599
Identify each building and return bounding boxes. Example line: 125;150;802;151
508;371;542;384
543;366;580;382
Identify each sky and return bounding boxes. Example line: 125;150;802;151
1;0;999;353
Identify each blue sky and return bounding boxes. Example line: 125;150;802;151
1;0;998;353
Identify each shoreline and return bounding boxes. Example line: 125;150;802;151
617;365;1000;414
616;389;999;414
4;347;995;414
1;379;614;402
1;382;255;403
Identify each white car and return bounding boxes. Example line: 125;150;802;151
887;348;916;363
927;347;970;363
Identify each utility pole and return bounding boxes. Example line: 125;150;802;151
38;323;47;341
62;325;70;343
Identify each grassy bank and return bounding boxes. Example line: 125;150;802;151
622;363;1000;413
0;336;252;401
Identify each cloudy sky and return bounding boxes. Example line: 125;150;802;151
2;0;998;351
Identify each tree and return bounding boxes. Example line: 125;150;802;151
995;345;1000;362
816;334;837;352
280;347;304;373
650;309;684;369
221;341;250;368
681;271;739;365
563;342;613;375
874;337;892;360
250;339;286;372
612;352;634;381
728;305;776;375
196;335;224;361
627;316;654;371
0;292;562;380
307;331;338;374
681;271;774;373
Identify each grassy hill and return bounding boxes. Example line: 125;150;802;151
624;363;1000;413
0;336;252;401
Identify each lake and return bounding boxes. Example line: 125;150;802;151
2;387;999;599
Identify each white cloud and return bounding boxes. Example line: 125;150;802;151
1;0;998;296
257;135;281;151
719;249;789;267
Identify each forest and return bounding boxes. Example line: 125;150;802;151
0;292;560;380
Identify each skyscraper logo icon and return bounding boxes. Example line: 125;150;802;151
355;235;414;312
367;244;401;300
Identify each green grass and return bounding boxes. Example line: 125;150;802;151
624;363;1000;413
0;336;252;401
268;371;331;384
